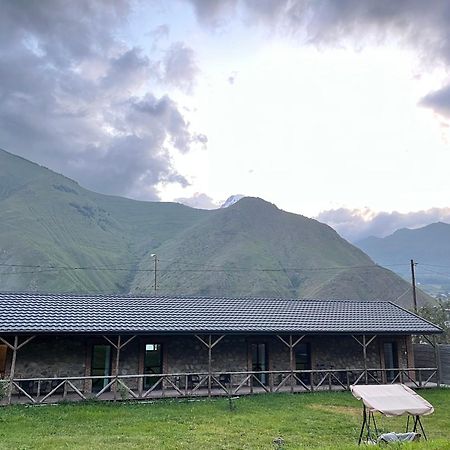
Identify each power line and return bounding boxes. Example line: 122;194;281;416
418;266;450;279
0;263;395;275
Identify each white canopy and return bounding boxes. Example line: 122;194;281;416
351;384;434;417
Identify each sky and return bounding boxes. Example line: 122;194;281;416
2;0;450;241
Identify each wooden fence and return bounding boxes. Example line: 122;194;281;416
0;367;438;405
414;343;450;385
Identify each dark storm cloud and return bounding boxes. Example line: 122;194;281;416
0;0;203;200
316;207;450;242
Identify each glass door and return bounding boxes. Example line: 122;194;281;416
383;342;398;382
295;343;311;384
91;345;112;393
144;343;163;389
251;343;268;385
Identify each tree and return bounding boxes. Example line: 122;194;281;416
418;299;450;344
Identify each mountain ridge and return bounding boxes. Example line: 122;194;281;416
0;148;430;306
357;222;450;296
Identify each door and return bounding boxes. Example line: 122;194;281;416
91;344;112;393
144;343;163;389
251;343;268;385
383;342;398;382
295;343;311;384
0;345;6;378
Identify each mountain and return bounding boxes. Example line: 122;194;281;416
0;148;430;306
221;194;245;208
357;222;450;296
0;148;207;293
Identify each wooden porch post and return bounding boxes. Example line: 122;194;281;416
195;334;225;398
276;334;305;392
0;335;36;405
208;334;212;397
114;335;121;401
289;335;294;393
363;335;368;384
102;335;136;400
433;335;441;388
351;335;376;385
8;335;18;405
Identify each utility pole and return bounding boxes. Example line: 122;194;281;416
151;254;157;294
410;259;418;313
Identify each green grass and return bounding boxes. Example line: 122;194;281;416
0;389;449;449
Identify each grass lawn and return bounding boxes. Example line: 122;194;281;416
0;389;449;449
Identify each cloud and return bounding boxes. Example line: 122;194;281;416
187;0;238;27
186;0;450;52
175;192;219;209
161;42;200;92
185;0;450;116
0;0;203;201
316;207;450;242
420;85;450;117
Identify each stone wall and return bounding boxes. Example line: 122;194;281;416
10;336;86;378
3;333;412;383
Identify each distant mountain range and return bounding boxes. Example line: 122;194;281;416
0;148;430;307
357;222;450;296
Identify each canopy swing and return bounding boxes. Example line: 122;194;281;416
351;384;434;445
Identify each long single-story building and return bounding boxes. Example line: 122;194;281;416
0;292;442;404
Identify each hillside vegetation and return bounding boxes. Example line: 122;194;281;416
0;149;429;306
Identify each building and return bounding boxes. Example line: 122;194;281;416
0;293;442;404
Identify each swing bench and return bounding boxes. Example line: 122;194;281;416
351;384;434;445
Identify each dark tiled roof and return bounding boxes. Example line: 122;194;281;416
0;292;442;335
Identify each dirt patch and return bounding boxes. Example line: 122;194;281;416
309;404;361;417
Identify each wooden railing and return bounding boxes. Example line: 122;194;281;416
0;367;438;405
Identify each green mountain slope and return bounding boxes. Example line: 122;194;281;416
0;148;429;307
131;198;429;307
357;223;450;296
0;149;207;292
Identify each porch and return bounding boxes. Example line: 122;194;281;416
0;331;441;405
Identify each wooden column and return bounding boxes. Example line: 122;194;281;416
8;336;18;405
363;335;368;383
433;335;441;388
0;335;36;405
276;334;305;392
208;335;212;396
103;335;136;400
195;334;225;398
351;335;376;384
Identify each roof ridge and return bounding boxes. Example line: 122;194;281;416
0;292;392;303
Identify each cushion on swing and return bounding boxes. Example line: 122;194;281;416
378;432;420;443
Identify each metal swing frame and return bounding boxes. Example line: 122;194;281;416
358;404;428;445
